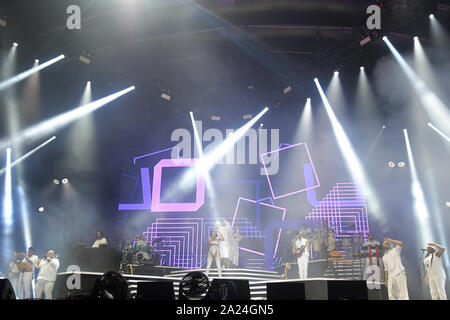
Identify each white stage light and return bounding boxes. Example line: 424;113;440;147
0;86;134;149
12;42;18;47
0;136;56;176
446;201;450;207
428;122;450;143
413;36;418;41
79;55;91;64
0;54;65;92
38;207;44;213
429;14;434;19
161;93;171;101
3;148;13;230
53;179;60;185
211;116;221;121
314;78;386;228
0;18;6;27
283;86;292;94
388;162;395;168
398;161;406;167
334;71;339;76
62;178;68;184
403;129;432;246
243;114;253;120
383;37;450;139
360;66;364;71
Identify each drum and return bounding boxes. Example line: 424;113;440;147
133;250;150;264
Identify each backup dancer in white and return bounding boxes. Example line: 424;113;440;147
205;229;224;278
424;242;447;300
382;238;409;300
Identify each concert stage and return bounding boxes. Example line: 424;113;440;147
55;268;388;300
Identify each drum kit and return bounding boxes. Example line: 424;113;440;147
120;236;164;268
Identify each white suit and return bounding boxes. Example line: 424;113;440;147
17;254;39;299
218;222;233;261
294;238;309;279
424;254;447;300
382;246;409;300
35;258;60;300
8;261;19;297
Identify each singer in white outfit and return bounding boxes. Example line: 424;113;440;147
17;247;39;299
382;238;409;300
92;231;108;248
35;250;60;300
232;227;242;268
205;229;224;278
292;232;310;279
424;242;447;300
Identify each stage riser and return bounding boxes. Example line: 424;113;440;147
56;271;385;300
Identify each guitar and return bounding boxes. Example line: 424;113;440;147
293;245;306;258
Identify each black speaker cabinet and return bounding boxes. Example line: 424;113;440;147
136;281;175;300
0;279;16;300
267;281;306;300
205;279;250;300
304;280;368;300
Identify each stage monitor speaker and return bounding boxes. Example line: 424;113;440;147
304;280;368;300
205;279;250;300
368;285;388;300
0;279;16;300
267;281;305;300
136;281;175;300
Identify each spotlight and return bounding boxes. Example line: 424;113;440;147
398;161;406;167
260;123;263;127
38;207;44;213
87;81;91;85
446;201;450;207
79;55;91;64
313;77;318;82
388;162;395;168
161;93;171;101
211;116;221;121
429;14;434;19
34;59;39;64
334;71;339;76
53;179;60;185
283;86;292;94
413;36;418;41
243;114;253;120
62;178;68;184
0;18;6;27
307;98;311;102
360;66;365;71
12;42;18;47
382;36;387;41
382;125;386;129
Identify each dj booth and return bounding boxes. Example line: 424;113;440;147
59;247;122;273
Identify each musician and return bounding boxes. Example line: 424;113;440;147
17;247;39;299
232;227;242;268
325;228;336;253
311;228;322;260
205;229;224;278
382;238;409;300
35;250;60;300
91;231;108;248
292;231;310;279
362;233;383;280
424;242;447;300
218;220;233;269
135;235;147;249
7;252;20;295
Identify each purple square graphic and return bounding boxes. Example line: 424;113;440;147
232;197;286;259
260;142;320;200
151;158;205;212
